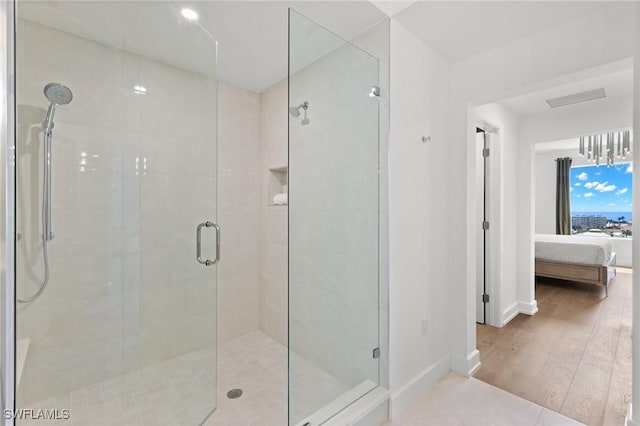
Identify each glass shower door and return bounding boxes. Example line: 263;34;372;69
288;9;380;425
14;2;218;425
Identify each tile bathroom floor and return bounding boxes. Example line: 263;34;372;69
21;344;217;426
20;331;349;426
207;331;351;425
387;372;584;426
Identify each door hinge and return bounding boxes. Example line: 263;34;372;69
482;148;490;157
372;347;380;359
482;294;490;303
482;221;490;230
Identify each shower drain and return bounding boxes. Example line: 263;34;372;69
227;388;243;399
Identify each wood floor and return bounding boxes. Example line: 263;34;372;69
475;270;632;426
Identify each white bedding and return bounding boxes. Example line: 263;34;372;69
535;233;613;266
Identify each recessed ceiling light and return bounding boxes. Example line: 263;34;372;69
133;85;147;95
181;8;198;21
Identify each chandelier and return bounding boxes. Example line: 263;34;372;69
578;130;632;166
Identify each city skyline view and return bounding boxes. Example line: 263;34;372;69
570;162;633;213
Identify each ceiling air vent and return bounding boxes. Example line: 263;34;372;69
546;88;606;108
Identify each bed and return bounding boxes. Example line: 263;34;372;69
535;233;617;296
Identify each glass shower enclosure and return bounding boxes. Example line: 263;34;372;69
12;2;219;424
288;10;381;425
1;2;382;425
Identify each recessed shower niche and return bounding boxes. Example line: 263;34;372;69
268;165;288;206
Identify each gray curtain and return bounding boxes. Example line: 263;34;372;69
556;157;573;235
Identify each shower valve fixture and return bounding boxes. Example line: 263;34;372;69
289;101;310;125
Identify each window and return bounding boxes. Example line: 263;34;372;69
570;163;633;237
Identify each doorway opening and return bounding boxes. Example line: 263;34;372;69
473;65;633;426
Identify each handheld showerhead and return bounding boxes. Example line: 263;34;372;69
44;83;73;105
20;83;73;303
42;83;73;133
43;104;57;133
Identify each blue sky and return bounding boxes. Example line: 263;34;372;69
570;163;633;212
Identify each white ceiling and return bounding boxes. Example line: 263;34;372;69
194;1;388;91
19;1;219;78
393;1;609;63
19;1;387;93
501;68;634;116
18;1;631;96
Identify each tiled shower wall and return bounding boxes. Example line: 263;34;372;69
288;40;380;391
258;21;390;392
258;80;288;346
217;82;261;342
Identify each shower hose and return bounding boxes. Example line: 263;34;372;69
18;131;51;303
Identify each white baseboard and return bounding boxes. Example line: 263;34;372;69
389;355;450;419
451;349;480;377
500;302;519;327
517;300;538;316
468;359;482;376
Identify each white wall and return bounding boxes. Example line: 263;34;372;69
614;238;633;268
535;149;564;235
388;21;451;417
448;2;636;377
475;103;520;327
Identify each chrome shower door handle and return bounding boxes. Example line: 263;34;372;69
212;222;221;265
196;221;220;266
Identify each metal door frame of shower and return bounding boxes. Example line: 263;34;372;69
1;1;17;425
